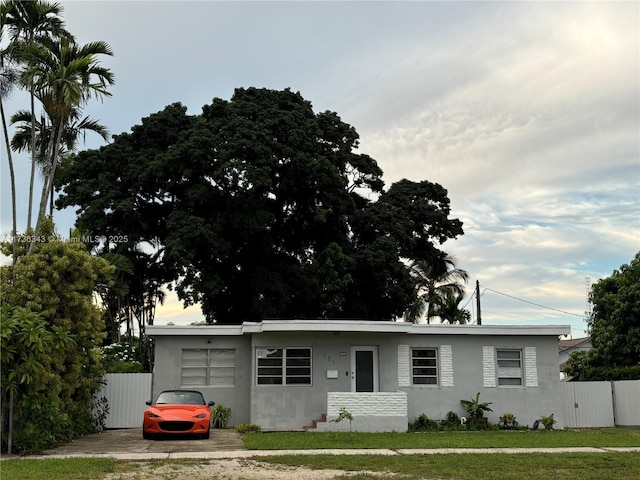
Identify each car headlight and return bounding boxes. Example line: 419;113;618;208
193;413;207;419
147;413;160;419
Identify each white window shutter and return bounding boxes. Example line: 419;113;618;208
398;345;410;387
483;346;497;387
524;347;539;387
440;345;454;387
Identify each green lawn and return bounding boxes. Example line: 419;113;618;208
0;457;115;480
260;452;640;480
241;428;640;450
2;453;640;480
2;429;639;480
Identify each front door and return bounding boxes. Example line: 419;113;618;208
350;346;379;392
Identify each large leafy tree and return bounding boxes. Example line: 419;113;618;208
0;218;115;451
588;253;640;366
564;252;640;380
58;87;464;324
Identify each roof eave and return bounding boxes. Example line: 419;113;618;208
146;320;570;337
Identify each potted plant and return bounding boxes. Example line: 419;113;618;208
498;412;518;430
540;414;556;431
211;403;232;429
461;392;493;425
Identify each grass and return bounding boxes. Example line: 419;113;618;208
241;428;640;450
261;452;640;480
3;453;639;480
0;457;115;479
1;429;639;479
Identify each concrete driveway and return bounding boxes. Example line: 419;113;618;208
41;428;245;456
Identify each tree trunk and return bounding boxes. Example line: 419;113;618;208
0;98;18;266
30;118;65;251
27;88;37;231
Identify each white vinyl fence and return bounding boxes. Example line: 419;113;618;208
612;380;640;427
96;373;152;429
97;374;639;429
560;380;640;428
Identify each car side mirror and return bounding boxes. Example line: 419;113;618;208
145;401;151;406
208;401;215;407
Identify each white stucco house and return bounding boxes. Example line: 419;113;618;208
147;320;570;431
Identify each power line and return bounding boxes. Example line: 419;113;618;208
482;287;585;318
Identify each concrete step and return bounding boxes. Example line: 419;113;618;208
303;413;327;431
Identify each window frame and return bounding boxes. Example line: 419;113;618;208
180;348;236;387
496;348;523;386
411;347;439;386
256;347;312;386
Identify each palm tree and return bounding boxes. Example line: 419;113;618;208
1;0;72;230
405;254;469;324
10;107;109;212
0;36;19;265
431;290;471;324
18;36;114;248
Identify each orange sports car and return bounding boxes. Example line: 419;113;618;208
143;389;215;439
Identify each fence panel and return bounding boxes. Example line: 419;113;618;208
559;383;578;428
97;373;152;429
560;381;614;428
612;380;640;427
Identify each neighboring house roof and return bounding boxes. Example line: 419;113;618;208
558;336;592;373
147;320;570;337
558;336;592;354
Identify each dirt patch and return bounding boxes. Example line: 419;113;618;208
107;458;394;480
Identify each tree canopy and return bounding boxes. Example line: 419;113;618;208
58;87;464;324
564;252;640;380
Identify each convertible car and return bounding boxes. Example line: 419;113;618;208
142;389;215;439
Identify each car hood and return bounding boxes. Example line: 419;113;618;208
147;404;209;416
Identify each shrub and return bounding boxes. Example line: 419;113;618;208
569;365;640;381
235;423;261;433
100;341;144;373
211;404;232;429
441;411;461;427
409;414;439;432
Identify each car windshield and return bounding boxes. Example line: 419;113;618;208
155;391;205;405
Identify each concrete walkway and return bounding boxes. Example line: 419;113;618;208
23;446;640;461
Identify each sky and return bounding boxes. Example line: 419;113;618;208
1;1;639;337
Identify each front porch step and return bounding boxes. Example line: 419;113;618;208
303;413;327;431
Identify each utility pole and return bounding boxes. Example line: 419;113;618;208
476;280;482;325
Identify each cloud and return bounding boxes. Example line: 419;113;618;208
1;1;637;336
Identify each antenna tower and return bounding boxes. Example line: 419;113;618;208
584;277;592;319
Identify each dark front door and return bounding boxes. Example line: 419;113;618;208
351;346;378;392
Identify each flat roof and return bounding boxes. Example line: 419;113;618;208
146;320;570;337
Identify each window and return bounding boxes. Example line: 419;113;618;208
412;348;438;385
256;347;312;385
181;349;235;386
496;349;522;386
